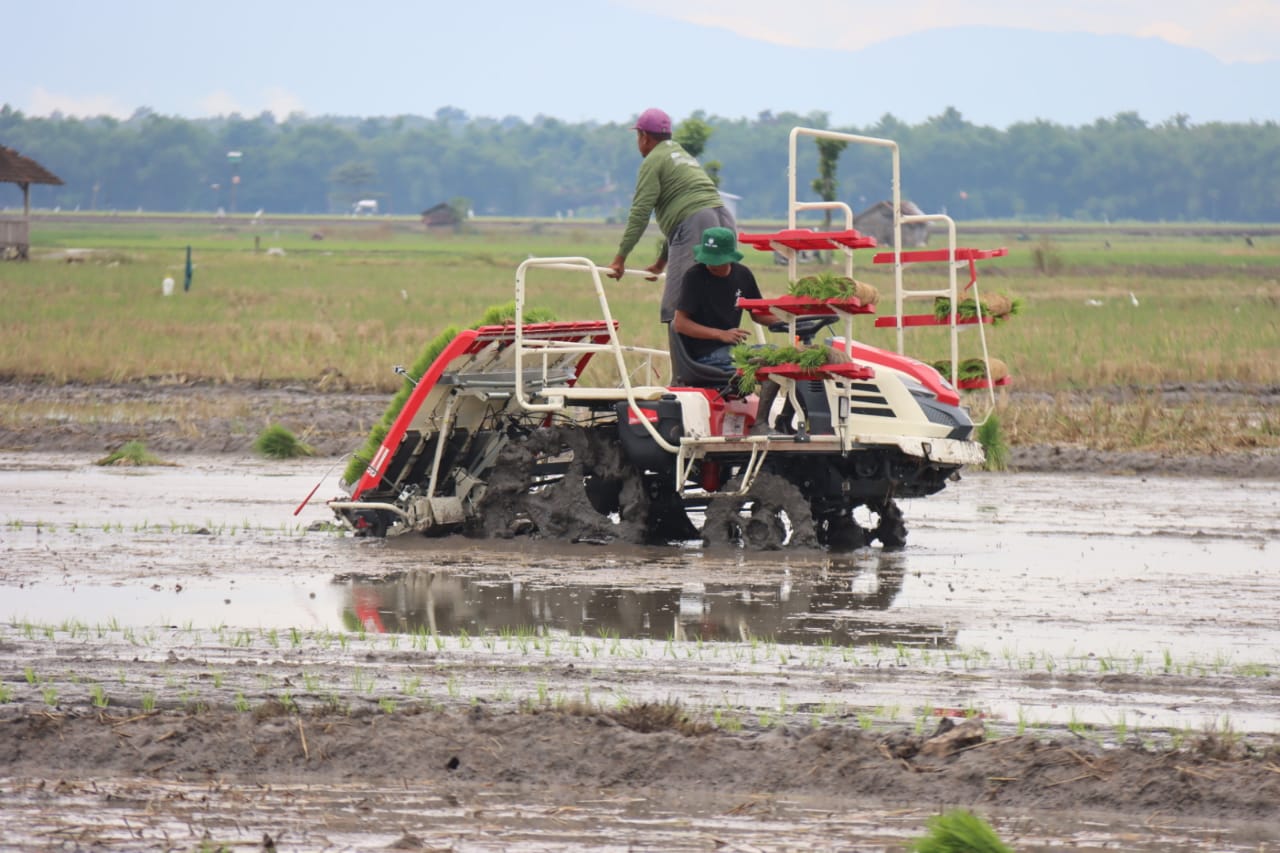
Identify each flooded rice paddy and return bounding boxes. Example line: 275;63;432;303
1;453;1278;850
4;454;1276;672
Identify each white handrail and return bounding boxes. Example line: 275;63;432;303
787;127;996;415
512;257;681;454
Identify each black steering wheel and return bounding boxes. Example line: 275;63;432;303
767;314;839;344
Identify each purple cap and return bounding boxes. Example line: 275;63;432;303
632;108;671;134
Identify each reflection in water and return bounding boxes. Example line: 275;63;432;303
338;554;955;648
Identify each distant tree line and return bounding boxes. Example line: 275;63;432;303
2;104;1277;222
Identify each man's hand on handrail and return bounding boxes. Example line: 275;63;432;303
605;256;664;281
606;255;627;280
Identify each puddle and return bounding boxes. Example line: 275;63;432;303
335;551;953;648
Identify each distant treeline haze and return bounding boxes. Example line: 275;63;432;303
2;105;1277;222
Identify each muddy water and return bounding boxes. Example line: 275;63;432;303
4;454;1277;725
1;777;1268;852
3;454;1276;663
2;453;1279;850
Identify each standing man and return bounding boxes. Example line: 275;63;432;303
607;108;736;324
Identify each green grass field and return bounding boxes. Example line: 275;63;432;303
4;215;1278;453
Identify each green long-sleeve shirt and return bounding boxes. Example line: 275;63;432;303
617;140;723;259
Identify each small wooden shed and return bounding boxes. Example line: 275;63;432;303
420;202;460;228
1;146;64;260
853;199;930;249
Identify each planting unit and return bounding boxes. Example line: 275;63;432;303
324;127;1004;550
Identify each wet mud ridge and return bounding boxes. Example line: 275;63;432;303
2;613;1279;849
1;703;1278;853
4;706;1280;831
2;379;1278;478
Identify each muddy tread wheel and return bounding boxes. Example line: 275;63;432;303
868;499;907;550
702;471;819;550
818;510;867;552
473;425;650;543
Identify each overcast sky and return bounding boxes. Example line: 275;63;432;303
6;0;1278;123
634;0;1280;62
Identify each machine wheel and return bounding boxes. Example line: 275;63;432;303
473;425;650;543
352;509;390;539
643;476;702;544
817;510;868;552
867;499;907;550
702;471;820;550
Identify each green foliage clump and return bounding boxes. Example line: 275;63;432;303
731;342;831;394
254;425;314;459
674;118;722;186
933;293;1022;323
908;809;1013;853
476;300;557;327
95;440;167;467
789;273;852;299
932;358;1010;389
976;414;1010;472
340;301;556;488
788;273;878;305
932;358;991;382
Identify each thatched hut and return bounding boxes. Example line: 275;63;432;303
0;146;64;260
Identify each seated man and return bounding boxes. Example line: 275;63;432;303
672;226;780;435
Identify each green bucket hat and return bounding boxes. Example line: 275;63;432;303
693;226;744;266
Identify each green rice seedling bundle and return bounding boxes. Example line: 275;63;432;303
930;357;1009;383
909;809;1012;853
976;414;1010;471
730;342;831;394
788;272;879;306
933;293;1022;323
95;440;169;467
341;301;556;486
254;425;314;459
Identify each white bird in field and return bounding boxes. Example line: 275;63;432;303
400;289;408;302
1085;298;1103;307
1129;292;1140;307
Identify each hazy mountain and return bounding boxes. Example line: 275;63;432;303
831;27;1280;128
638;24;1280;129
7;2;1278;129
429;19;1280;129
405;15;1280;128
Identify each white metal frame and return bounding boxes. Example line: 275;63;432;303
511;257;680;453
785;127;996;413
510;257;779;495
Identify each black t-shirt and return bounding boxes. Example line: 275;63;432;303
675;263;762;359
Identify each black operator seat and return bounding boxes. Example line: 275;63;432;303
667;325;739;393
